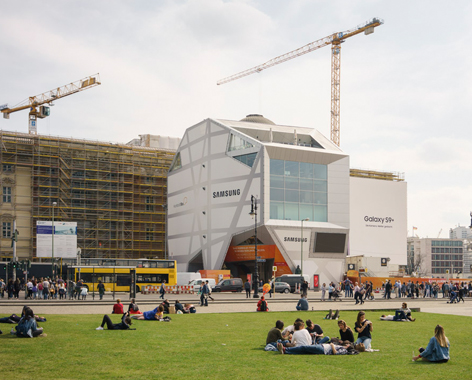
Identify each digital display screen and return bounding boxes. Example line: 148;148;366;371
314;233;346;253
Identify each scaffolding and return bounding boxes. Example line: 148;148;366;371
0;130;175;260
350;168;404;182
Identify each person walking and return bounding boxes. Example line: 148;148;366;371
159;280;166;300
244;280;251;298
200;281;209;306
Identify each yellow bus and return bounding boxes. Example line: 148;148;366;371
70;259;176;292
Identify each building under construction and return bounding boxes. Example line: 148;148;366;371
0;130;176;262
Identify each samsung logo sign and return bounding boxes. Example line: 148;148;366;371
213;189;241;198
284;237;307;242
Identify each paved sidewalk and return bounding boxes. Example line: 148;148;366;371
1;292;471;317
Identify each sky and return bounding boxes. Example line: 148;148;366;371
1;0;471;239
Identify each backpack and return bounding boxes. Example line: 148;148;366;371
132;304;139;312
16;317;36;338
38;283;43;291
260;300;267;311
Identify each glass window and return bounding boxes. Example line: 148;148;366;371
2;187;12;203
314;180;327;192
314;205;327;222
285;190;299;203
169;152;182;172
270;159;327;222
285;177;299;190
270;189;284;202
2;222;11;238
270;160;284;175
314;164;327;179
270;176;284;189
300;178;313;191
285;161;299;177
314;192;327;205
228;134;254;151
270;202;284;219
300;204;313;221
284;203;299;220
300;191;313;204
234;152;257;167
300;163;313;178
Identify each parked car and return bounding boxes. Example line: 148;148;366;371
274;275;309;293
212;278;243;292
188;278;216;292
258;281;291;294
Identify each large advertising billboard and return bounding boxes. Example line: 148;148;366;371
36;221;77;258
349;177;407;265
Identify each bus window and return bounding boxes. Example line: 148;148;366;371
117;274;131;286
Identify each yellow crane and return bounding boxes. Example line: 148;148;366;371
217;18;383;146
1;73;101;134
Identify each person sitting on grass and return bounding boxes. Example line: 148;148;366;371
282;318;303;338
396;302;416;321
306;319;329;344
112;299;124;314
266;320;291;347
413;325;450;363
354;311;373;350
128;298;142;315
285;320;312;347
132;305;165;320
257;296;269;312
337;320;354;344
16;307;46;338
175;300;185;314
96;311;135;330
296;294;309;311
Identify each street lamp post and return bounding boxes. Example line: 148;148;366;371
301;218;309;275
52;201;57;278
249;195;259;299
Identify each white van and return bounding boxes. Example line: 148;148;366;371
188;278;216;292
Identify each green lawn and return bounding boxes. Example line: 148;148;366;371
0;310;468;380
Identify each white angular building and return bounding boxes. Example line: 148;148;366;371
167;115;350;285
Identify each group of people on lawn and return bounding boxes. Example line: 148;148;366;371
266;306;450;362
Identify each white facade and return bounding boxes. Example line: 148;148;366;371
449;226;472;240
349;177;407;265
167;117;350;285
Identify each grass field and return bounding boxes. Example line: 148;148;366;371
0;310;468;380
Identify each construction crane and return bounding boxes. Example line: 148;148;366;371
217;18;383;146
0;73;101;134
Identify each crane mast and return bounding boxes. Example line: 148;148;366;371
1;73;101;134
217;18;384;146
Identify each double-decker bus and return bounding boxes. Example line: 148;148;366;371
70;258;176;292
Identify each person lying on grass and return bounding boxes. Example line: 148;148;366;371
132;304;165;320
0;305;46;324
277;341;358;355
96;311;135;330
412;324;450;363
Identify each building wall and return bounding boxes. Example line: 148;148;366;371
167;119;263;271
0;131;175;261
407;237;464;276
349;177;407;265
168;118;350;285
